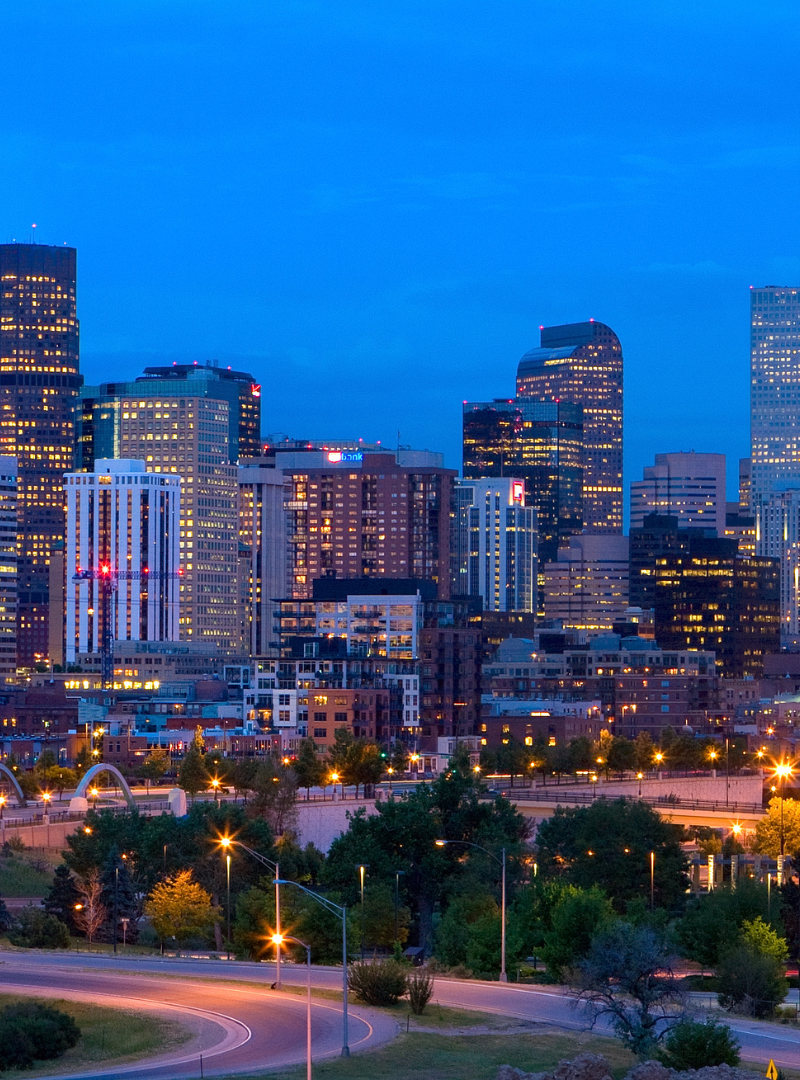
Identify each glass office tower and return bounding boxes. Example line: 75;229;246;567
516;321;623;534
751;287;800;505
462;398;582;566
0;244;82;668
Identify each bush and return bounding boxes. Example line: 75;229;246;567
658;1019;741;1069
7;907;71;949
717;944;787;1018
408;969;434;1015
348;960;408;1005
0;1001;81;1070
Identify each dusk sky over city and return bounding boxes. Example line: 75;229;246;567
3;1;799;495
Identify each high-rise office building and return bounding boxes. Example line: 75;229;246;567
630;452;726;534
79;388;238;649
653;536;780;678
751;287;800;505
0;244;82;667
756;485;800;645
0;457;18;679
78;360;261;469
238;462;287;655
739;458;751;512
462;398;582;565
544;534;630;632
265;448;456;599
451;478;537;612
516;321;623;533
64;459;181;662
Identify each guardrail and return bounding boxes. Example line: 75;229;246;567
496;789;765;814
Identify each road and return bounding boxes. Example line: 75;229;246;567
4;951;800;1076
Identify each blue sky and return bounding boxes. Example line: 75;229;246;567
3;1;799;502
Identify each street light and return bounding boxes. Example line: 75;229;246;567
90;786;99;808
219;840;232;959
771;760;795;880
275;879;350;1057
436;839;508;982
272;934;312;1080
218;836;283;988
358;864;369;960
394;870;405;944
637;772;643;797
211;777;220;805
650;851;655;912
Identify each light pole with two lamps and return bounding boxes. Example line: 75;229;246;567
436;839;507;981
271;934;313;1080
218;836;284;987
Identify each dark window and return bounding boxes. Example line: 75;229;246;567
314;711;327;723
334;712;348;722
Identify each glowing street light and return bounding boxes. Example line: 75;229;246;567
771;760;795;874
210;776;220;805
272;934;312;1080
218;835;283;986
436;839;507;982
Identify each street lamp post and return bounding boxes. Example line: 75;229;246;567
225;852;231;958
394;869;405;944
276;879;349;1057
436;839;507;982
771;761;795;884
219;837;283;988
358;864;368;960
650;851;655;912
637;772;643;798
272;934;312;1080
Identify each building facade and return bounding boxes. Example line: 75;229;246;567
751;287;800;506
266;448;455;599
0;244;82;667
516;321;623;533
544;534;630;632
64;460;181;662
451;477;537;612
462;398;582;565
0;457;17;678
238;462;287;655
653;536;780;678
756;485;800;644
630;452;726;534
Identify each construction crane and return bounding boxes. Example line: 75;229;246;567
73;566;183;687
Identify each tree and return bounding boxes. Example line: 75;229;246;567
535;798;689;911
606;737;636;774
390;742;409;775
248;759;298;836
717;945;787;1017
492;738;531;787
7;908;71;949
136;750;169;794
740;916;789;965
74;871;106;947
753;796;800;862
0;896;11;934
292;738;326;799
99;846;139;944
540;885;616;980
145;870;218;950
44;864;81;933
633;733;655;771
435;893;499;969
38;766;77;801
178;744;208;803
34;748;57;774
0;1001;81;1069
578;922;684;1058
676;880;778;968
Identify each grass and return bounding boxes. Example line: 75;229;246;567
221;1030;638;1080
0;852;56;897
0;992;192;1077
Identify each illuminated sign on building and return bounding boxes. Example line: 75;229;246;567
327;451;363;463
250;383;261;398
512;481;525;504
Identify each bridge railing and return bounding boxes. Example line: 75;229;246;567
496;789;765;814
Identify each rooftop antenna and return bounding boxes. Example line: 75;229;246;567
31;223;37;244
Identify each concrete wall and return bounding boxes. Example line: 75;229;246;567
0;819;75;849
538;773;763;804
294;797;379;852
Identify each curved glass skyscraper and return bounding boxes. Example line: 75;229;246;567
516;320;623;534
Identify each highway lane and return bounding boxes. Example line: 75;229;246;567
6;951;800;1074
0;957;397;1079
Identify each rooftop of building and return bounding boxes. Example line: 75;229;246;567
517;320;619;374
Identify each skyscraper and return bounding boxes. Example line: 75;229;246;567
751;287;800;505
544;534;630;631
450;478;537;612
238;462;287;655
0;457;18;679
630;452;726;534
462;398;582;565
0;244;82;668
64;459;181;663
516;321;623;533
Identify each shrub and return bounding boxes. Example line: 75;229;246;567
8;908;71;949
407;969;434;1015
658;1019;741;1069
0;1001;81;1070
348;960;408;1005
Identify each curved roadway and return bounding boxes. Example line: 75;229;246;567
3;951;799;1076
